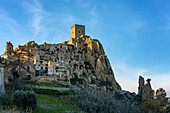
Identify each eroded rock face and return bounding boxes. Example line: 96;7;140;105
83;39;121;90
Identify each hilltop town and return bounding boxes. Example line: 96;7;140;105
0;24;169;113
3;24;121;91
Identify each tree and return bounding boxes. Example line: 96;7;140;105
142;90;155;112
154;88;168;113
166;99;170;112
143;88;169;113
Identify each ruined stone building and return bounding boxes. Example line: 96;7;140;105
138;76;152;100
5;24;121;91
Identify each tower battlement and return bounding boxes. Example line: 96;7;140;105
71;24;85;39
5;41;13;59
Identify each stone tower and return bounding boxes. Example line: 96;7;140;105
69;24;85;43
5;41;13;59
138;76;144;95
138;76;152;100
0;63;5;95
71;24;85;39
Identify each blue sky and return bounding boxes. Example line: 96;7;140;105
0;0;170;95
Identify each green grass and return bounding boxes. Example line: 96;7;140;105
24;87;76;96
33;94;84;113
24;80;70;88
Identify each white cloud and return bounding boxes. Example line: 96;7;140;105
22;0;48;38
128;21;143;39
60;14;77;26
0;9;21;34
125;20;144;46
0;9;23;55
86;7;99;29
113;61;170;96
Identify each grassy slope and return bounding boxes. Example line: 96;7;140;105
33;94;84;113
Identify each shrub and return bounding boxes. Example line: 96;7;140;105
0;94;13;107
99;79;113;87
13;90;37;110
70;78;83;85
72;86;143;113
6;79;25;91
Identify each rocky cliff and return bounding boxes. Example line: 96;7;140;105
78;39;121;91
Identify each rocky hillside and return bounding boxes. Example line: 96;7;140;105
81;39;121;91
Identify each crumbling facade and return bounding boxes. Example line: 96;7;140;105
5;24;121;91
138;76;152;100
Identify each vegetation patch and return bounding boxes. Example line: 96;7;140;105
24;80;70;88
24;87;75;96
13;90;37;110
84;61;93;70
70;78;84;85
0;90;37;111
33;94;84;113
72;87;143;113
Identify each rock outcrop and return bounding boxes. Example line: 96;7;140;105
138;76;152;100
83;39;121;90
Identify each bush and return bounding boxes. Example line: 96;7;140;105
6;79;25;91
72;86;143;113
70;78;83;85
0;94;13;107
13;90;37;110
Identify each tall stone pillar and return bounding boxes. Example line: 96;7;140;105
138;76;144;95
0;63;5;95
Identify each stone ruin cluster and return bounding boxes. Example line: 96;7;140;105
0;24;154;96
138;76;152;100
3;24;121;91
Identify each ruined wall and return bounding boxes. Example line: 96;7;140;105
138;76;152;100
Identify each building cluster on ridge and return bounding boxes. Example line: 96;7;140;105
5;24;93;80
4;24;121;91
0;24;153;97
